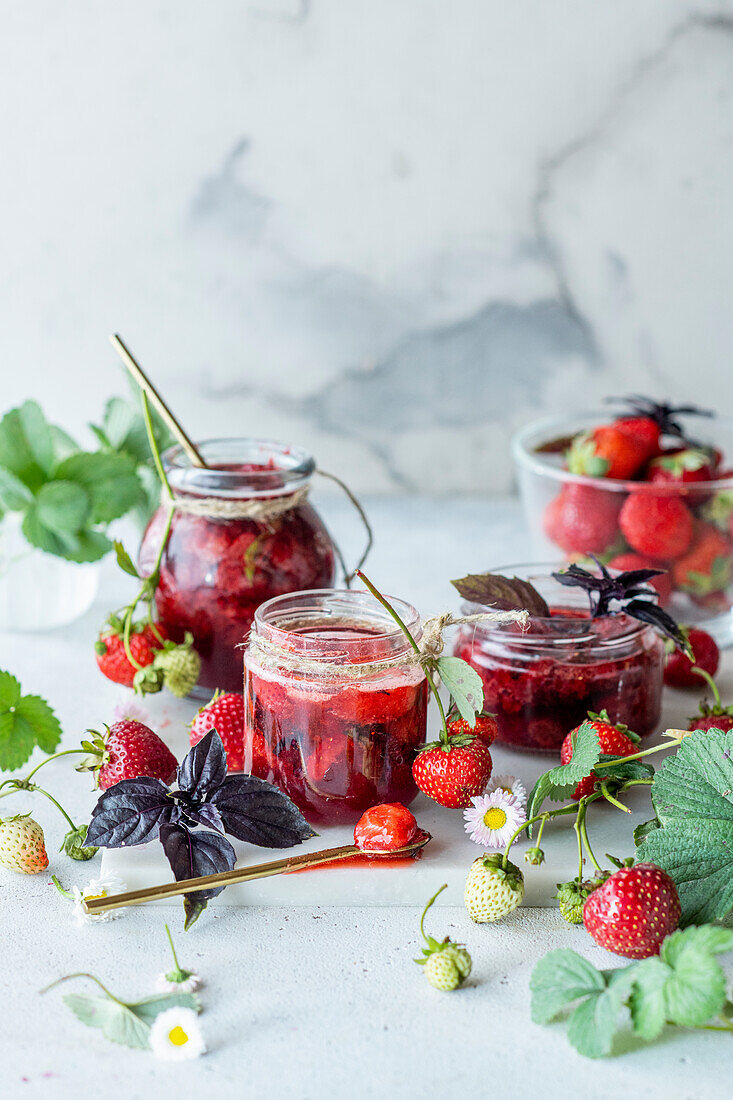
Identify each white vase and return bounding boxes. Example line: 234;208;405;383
0;514;100;631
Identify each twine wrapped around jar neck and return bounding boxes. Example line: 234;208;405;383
164;484;310;520
246;607;529;679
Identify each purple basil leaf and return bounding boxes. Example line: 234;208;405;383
159;823;236;901
85;777;176;848
209;775;316;848
176;730;228;800
179;802;225;833
625;598;690;653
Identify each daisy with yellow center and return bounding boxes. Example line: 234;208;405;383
70;877;127;925
149;1007;206;1061
463;789;527;849
486;774;528;809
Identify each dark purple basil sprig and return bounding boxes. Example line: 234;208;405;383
551;558;690;654
605;395;713;447
85;730;316;928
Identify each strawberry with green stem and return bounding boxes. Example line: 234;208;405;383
356;571;491;809
687;667;733;733
415;884;472;990
95;393;200;698
0;747;98;861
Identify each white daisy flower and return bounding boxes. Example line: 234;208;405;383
71;876;127;925
155;971;201;994
149;1007;206;1061
486;773;528;808
112;698;150;725
463;789;527;850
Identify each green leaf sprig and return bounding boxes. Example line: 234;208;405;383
0;401;144;562
355;571;486;742
531;925;733;1058
42;972;200;1051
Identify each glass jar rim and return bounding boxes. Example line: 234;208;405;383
459;560;652;645
511;412;733;492
164;438;315;499
251;589;422;665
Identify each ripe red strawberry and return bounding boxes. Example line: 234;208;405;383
95;624;168;688
670;521;732;596
79;720;178;790
687;670;733;734
618;492;694;560
190;691;254;774
607;552;672;605
446;710;497;746
567;424;649;480
647;447;717;487
560;712;639;800
353;803;419;852
663;627;719;688
613;416;662;462
583;862;681;958
543;484;621;555
412;737;492;809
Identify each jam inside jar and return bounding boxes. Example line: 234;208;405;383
454;564;664;753
244;590;428;824
138;440;336;697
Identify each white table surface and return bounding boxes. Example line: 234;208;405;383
1;495;731;1100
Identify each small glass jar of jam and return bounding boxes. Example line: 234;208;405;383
454;563;664;753
244;590;428;824
139;439;336;697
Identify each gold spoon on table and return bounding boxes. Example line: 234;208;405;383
83;833;432;916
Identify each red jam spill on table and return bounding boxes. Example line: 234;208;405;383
456;607;664;753
139;461;335;694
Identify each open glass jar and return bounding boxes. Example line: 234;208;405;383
454;563;665;753
244;590;428;824
138;440;336;696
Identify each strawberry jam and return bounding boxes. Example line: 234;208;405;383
139;441;335;697
454;567;664;753
244;591;428;824
353;803;419;852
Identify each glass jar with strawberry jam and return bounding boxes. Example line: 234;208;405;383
244;590;428;824
138;440;336;697
454;564;665;753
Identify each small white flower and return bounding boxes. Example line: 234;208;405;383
486;773;528;808
112;698;150;725
155;971;201;994
71;876;127;925
149;1007;206;1061
463;789;527;850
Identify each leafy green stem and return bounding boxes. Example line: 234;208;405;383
502;802;588;869
356;571;450;742
578;803;603;872
420;884;447;943
593;742;674;769
599;783;632;814
41;972;125;1005
21;748;87;784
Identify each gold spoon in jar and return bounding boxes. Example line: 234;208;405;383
83;832;432;916
109;333;209;469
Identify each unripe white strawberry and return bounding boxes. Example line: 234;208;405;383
0;815;49;874
464;853;524;922
415;884;472;992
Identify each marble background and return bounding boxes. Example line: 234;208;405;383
1;1;731;493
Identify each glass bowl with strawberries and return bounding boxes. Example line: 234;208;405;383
138;439;336;697
243;589;428;824
453;563;670;753
512;398;733;644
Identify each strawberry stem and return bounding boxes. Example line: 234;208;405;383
419;883;448;943
41;972;126;1005
578;803;603;871
599;783;633;814
356;571;451;743
691;665;722;708
0;780;76;830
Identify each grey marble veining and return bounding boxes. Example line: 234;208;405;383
1;1;731;494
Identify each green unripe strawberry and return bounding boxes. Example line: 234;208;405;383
464;853;524;923
415;884;472;992
0;814;49;874
153;636;201;698
555;873;610;925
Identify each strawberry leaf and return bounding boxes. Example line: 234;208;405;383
0;671;62;770
54;451;143;525
435;656;484;727
526;721;601;827
628;926;733;1039
530;949;627;1058
635;728;733;925
61;987;199;1050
